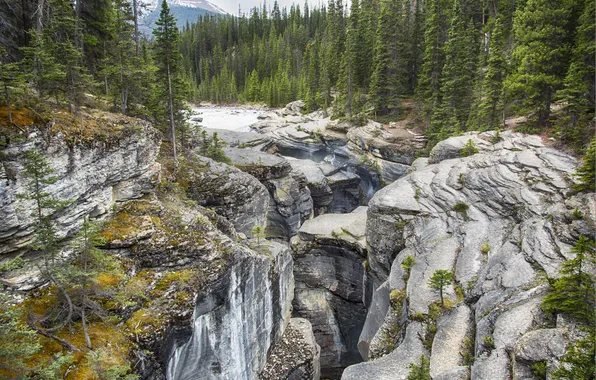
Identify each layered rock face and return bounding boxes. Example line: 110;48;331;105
224;148;313;239
181;152;270;237
342;131;595;380
291;208;369;378
0;118;161;256
166;241;294;380
250;101;424;186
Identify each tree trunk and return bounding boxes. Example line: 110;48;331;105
133;0;140;56
36;0;44;34
439;287;444;307
27;316;81;352
81;308;92;349
166;62;178;169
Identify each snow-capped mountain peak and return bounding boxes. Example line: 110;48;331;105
146;0;227;15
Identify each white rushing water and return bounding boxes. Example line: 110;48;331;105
191;107;264;132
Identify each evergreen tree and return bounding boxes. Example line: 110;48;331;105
542;235;595;323
0;45;25;124
428;0;478;142
334;0;359;117
574;135;595;192
428;269;453;307
153;0;187;168
416;0;450;123
471;15;507;131
369;0;407;115
505;0;571;128
556;0;595;147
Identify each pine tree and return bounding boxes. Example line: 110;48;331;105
0;46;24;124
556;0;595;147
334;0;359;117
370;0;407;115
505;0;571;128
472;15;507;131
153;0;187;168
416;0;450;123
574;135;595;192
542;235;595;323
428;269;453;307
428;0;478;142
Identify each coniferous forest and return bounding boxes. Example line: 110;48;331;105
1;0;594;152
179;0;595;150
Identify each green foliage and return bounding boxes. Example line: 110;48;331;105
460;139;479;157
461;336;475;365
552;327;595;380
452;201;469;214
0;256;25;272
457;173;465;185
573;136;595;192
504;0;570;128
199;131;231;163
428;269;453;307
531;361;547;380
251;225;266;245
406;355;431;380
483;335;495;353
0;294;42;376
401;255;416;280
572;208;584;220
17;150;68;254
542;235;595;324
480;242;491;254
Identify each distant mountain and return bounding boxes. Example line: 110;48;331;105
142;0;227;32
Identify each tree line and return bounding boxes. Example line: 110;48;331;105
179;0;595;150
1;0;187;165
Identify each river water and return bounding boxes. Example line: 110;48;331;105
191;106;264;132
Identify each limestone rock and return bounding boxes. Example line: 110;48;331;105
291;209;369;378
343;131;594;380
182;153;270;237
260;318;321;380
430;304;473;378
166;240;294;380
514;328;566;362
341;322;427;380
0;120;161;256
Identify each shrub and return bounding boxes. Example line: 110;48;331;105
483;335;495;353
480;242;491;254
460;139;479;157
452;201;469;214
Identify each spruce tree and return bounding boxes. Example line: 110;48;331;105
556;0;595;147
153;0;187;168
505;0;571;128
0;46;24;124
574;135;595;192
542;235;595;323
472;15;507;131
370;0;407;115
428;0;478;142
428;269;453;307
416;0;449;124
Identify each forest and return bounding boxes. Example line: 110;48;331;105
1;0;595;153
179;0;596;150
